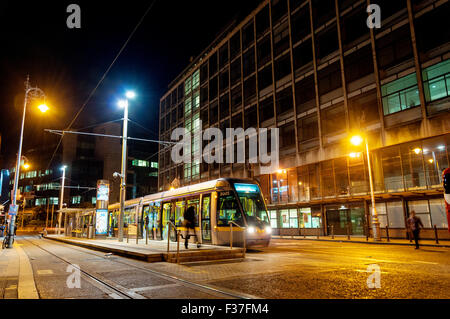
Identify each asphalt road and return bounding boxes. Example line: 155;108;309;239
1;235;449;299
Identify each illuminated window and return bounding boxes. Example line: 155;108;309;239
150;162;158;169
192;70;200;89
132;159;150;167
423;59;450;102
71;196;82;204
49;197;59;205
382;73;420;115
92;197;97;205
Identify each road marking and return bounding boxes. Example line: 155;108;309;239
108;293;125;299
37;269;54;275
130;283;180;293
15;244;39;299
414;260;438;265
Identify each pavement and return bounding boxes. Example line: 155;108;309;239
43;234;244;263
2;235;450;299
272;235;450;247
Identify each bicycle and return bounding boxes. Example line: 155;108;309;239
2;233;14;249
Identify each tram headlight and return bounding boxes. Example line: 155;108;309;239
265;226;272;234
247;226;256;234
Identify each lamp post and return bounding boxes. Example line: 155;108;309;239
117;91;135;242
9;76;48;248
57;165;67;235
350;135;381;241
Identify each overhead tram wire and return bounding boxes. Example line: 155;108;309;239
45;129;177;146
44;0;159;170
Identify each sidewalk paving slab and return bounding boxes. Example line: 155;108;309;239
272;235;450;248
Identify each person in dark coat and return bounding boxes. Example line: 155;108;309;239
407;210;424;249
183;206;197;249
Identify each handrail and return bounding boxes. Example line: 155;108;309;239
166;221;180;263
228;221;246;258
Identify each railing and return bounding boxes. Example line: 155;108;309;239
166;221;180;263
228;221;246;258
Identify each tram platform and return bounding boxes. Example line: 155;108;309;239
43;235;246;263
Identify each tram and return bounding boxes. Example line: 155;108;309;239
107;178;271;247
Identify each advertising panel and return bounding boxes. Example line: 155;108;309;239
95;209;108;235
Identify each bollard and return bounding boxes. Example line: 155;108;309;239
230;223;233;250
146;226;148;245
317;226;320;239
366;225;369;241
346;223;350;240
331;225;334;239
177;231;180;263
167;224;170;253
434;225;439;244
386;226;390;242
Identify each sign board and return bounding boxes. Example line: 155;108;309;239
97;183;109;202
95;209;108;235
8;204;18;216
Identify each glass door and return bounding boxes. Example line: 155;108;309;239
201;195;211;243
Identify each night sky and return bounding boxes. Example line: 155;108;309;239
0;0;263;167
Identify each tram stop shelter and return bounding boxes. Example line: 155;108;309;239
59;207;96;238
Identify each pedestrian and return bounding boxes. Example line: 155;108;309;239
183;206;198;249
407;210;424;249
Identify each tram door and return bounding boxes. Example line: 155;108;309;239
201;195;212;243
161;202;173;240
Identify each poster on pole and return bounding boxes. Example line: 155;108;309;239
95;209;108;235
8;204;18;216
97;183;109;202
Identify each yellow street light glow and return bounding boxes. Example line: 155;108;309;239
38;104;49;113
428;159;434;164
349;152;361;158
350;135;363;146
169;186;175;191
413;148;422;155
23;163;30;169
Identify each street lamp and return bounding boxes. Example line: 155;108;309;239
57;165;67;235
9;76;48;248
350;134;381;241
117;91;135;242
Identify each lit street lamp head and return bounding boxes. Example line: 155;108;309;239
61;165;67;171
125;91;136;99
350;135;364;146
23;163;30;169
118;99;128;108
38;104;49;113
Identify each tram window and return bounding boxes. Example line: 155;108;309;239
202;196;211;219
187;197;200;226
217;193;244;226
175;200;186;226
235;184;270;224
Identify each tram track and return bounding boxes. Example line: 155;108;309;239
19;236;253;299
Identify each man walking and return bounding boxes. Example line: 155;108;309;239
183;206;199;249
407;210;424;249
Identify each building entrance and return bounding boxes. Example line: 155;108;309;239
326;207;366;236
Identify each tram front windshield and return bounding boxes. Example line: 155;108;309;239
234;183;270;225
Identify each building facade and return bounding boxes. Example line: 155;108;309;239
159;0;450;239
7;122;158;218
